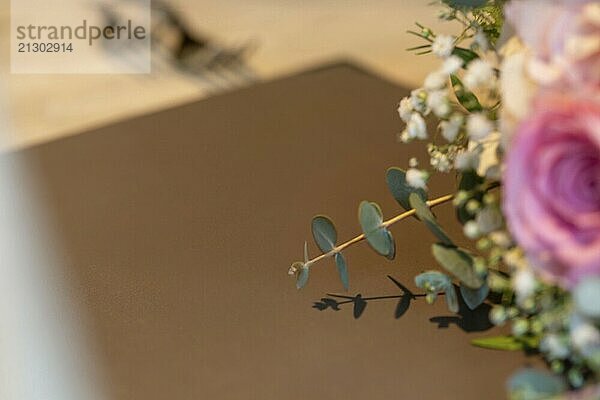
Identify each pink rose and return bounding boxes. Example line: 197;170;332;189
504;94;600;287
505;0;600;88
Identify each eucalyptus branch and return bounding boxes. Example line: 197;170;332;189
305;193;454;268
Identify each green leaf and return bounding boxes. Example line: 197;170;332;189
415;271;457;311
460;283;489;310
443;0;488;8
304;241;309;263
409;193;453;246
432;244;483;289
450;74;483;112
358;201;395;257
334;253;349;291
452;47;479;65
295;265;309;289
415;271;451;293
445;284;459;313
471;336;539;351
311;215;337;252
457;170;485;224
508;369;567;400
573;278;600;319
386;167;427;211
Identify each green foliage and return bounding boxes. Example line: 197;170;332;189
311;215;337;252
451;47;479;65
573;278;600;319
335;253;349;291
460;283;489;310
409;193;453;246
415;271;458;313
311;216;350;290
358;201;396;259
443;0;488;8
451;74;483;112
471;336;539;351
473;4;506;45
386;167;427;211
508;369;567;400
457;170;485;224
432;244;484;289
295;263;310;289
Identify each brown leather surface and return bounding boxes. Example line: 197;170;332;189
18;62;532;399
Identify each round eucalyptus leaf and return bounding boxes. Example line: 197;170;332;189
384;230;396;260
386;167;427;211
359;201;383;232
432;244;483;289
311;215;337;253
334;252;349;291
415;271;451;293
409;193;453;246
445;284;459;313
460;283;489;310
508;369;566;400
574;278;600;319
359;201;394;257
296;266;310;290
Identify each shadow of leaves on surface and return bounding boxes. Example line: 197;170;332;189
312;276;494;333
312;275;420;320
429;288;493;333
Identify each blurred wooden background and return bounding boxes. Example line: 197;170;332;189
0;0;452;150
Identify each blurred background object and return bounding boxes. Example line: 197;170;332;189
0;0;451;150
0;0;450;149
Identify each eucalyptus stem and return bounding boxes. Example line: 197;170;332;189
305;193;454;268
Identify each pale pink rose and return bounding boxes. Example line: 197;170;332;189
505;0;600;88
504;94;600;288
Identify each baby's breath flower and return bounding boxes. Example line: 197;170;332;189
442;55;463;75
571;315;600;354
431;154;452;172
489;231;512;248
410;88;429;114
513;267;537;303
454;150;480;171
464;59;496;90
424;71;447;90
504;248;527;269
473;30;489;52
440;113;463;142
463;220;481;239
397;97;413;122
406;168;429;190
490;306;507;326
432;35;455;58
467;113;494;141
512;318;529;337
541;334;570;360
409;157;419;168
427;90;451;118
407;113;428;140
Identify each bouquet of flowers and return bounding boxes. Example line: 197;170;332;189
288;0;600;398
